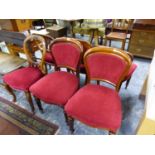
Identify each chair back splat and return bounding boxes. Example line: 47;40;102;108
23;35;46;74
84;46;132;91
111;19;131;33
50;37;83;76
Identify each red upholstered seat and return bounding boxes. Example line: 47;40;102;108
30;71;79;105
65;84;122;133
124;63;137;80
3;67;44;91
45;51;54;63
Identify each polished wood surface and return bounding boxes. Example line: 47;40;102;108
0;19;32;32
129;19;155;58
0;52;26;75
133;19;155;31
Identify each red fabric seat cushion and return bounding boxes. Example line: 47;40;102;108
124;63;137;80
3;67;44;91
45;52;54;63
65;84;122;133
30;71;79;106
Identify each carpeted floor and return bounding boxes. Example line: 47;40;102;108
0;34;151;134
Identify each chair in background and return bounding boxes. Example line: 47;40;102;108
30;38;83;122
3;35;46;112
76;39;92;83
65;46;131;134
104;19;132;50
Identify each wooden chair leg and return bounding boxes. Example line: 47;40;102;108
97;80;100;85
4;84;16;102
125;77;131;89
63;110;69;126
24;91;35;113
121;40;126;50
34;96;44;113
94;30;99;46
89;30;94;44
104;38;107;46
68;116;74;134
109;40;111;47
100;36;103;45
109;131;116;135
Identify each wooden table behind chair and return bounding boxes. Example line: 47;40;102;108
0;52;26;75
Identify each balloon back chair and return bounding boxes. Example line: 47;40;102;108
3;35;46;113
32;34;54;72
65;46;132;134
29;38;83;122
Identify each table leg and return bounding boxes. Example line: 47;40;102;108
70;21;75;38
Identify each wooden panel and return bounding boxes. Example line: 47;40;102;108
0;20;14;31
133;19;155;31
14;19;32;32
129;44;154;58
0;19;32;32
129;31;155;59
128;20;155;59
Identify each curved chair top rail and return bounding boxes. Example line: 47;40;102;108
23;34;46;74
111;19;132;31
76;39;92;51
50;37;83;52
83;46;132;91
31;33;54;50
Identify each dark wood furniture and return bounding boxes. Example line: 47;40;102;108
0;19;32;32
0;30;27;55
46;25;67;38
0;52;26;75
128;19;155;59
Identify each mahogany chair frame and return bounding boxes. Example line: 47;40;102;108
67;46;132;134
4;35;46;113
32;34;54;72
